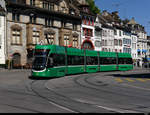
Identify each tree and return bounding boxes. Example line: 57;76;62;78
86;0;100;14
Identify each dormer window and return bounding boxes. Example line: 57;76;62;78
83;7;89;13
61;7;66;13
12;13;20;22
59;1;67;13
30;0;35;6
30;16;36;23
43;2;54;10
70;9;75;15
45;18;53;27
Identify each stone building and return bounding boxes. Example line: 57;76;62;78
6;0;81;68
79;0;96;50
127;17;148;67
101;11;123;52
94;14;102;51
0;0;6;66
147;36;150;62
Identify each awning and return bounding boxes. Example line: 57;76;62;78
142;49;147;53
147;58;150;61
95;26;102;31
137;49;141;52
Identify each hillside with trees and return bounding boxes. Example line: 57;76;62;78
86;0;100;14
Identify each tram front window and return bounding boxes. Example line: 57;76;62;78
32;49;50;71
32;56;47;71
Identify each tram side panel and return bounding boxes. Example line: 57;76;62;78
85;50;99;73
99;52;118;72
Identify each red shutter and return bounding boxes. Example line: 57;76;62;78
85;28;87;36
88;29;90;36
84;19;86;25
92;19;94;26
88;19;90;25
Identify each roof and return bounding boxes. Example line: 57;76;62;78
128;17;137;25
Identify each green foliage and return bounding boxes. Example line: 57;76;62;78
86;0;100;14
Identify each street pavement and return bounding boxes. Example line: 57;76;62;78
0;67;150;113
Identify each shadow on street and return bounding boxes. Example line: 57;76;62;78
111;73;150;79
28;76;59;80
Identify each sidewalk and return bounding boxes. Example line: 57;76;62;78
133;66;150;70
0;67;148;72
0;68;31;72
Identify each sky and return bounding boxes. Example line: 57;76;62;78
95;0;150;35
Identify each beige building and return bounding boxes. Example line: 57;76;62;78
6;0;81;68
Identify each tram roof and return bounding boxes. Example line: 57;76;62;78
100;51;117;58
118;53;132;58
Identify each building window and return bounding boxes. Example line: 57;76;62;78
45;33;55;45
95;30;101;37
64;35;69;46
102;40;104;46
45;18;53;27
12;13;20;22
83;7;89;13
119;30;122;36
104;40;107;46
43;1;49;9
11;29;21;45
32;31;40;45
119;40;122;46
0;35;2;49
30;16;36;23
50;3;54;10
73;23;77;31
114;30;117;35
95;41;101;47
43;2;54;10
30;0;35;6
114;39;118;46
61;21;66;28
72;37;78;48
83;28;93;37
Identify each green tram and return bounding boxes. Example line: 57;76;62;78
32;45;133;78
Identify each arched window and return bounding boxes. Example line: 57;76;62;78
12;53;21;68
11;24;22;45
60;1;67;13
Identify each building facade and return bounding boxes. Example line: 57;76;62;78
147;36;150;62
94;14;102;51
131;33;138;65
79;0;96;50
6;0;81;68
101;24;114;52
113;27;123;53
122;31;132;54
127;18;148;67
0;0;6;66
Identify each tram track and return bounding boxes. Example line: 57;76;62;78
30;78;117;113
0;81;47;113
72;73;150;113
29;80;79;113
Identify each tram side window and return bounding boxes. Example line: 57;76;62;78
68;55;84;65
86;56;98;65
100;57;116;65
48;53;65;67
118;58;133;64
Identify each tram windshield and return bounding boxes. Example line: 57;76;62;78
32;49;50;71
